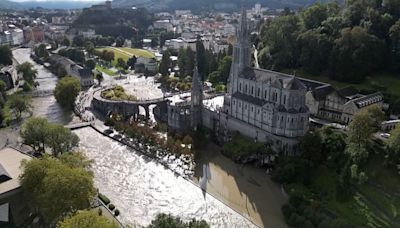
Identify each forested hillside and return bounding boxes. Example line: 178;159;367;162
258;0;400;83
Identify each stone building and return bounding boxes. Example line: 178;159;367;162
0;66;18;90
220;7;309;154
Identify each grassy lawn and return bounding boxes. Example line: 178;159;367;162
95;47;155;66
95;65;116;76
283;69;400;97
120;47;155;58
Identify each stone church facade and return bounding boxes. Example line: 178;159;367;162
167;8;310;154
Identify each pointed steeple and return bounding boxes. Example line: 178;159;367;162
238;2;248;42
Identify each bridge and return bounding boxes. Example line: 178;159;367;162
65;122;94;130
25;89;54;97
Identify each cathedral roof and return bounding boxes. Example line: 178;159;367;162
239;67;307;90
232;92;266;106
311;84;336;101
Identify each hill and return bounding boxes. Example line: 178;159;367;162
112;0;334;11
0;0;21;9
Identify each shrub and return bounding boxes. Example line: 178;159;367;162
108;204;115;211
114;209;120;216
98;208;103;216
98;193;110;205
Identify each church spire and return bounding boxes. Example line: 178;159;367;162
191;64;203;130
238;2;248;42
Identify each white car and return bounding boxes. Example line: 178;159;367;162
380;133;391;138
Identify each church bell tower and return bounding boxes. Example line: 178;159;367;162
191;65;203;130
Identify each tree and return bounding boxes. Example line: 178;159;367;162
54;76;81;110
217;56;232;84
147;213;209;228
84;41;95;55
17;62;38;86
34;44;49;58
95;71;104;85
159;50;171;77
85;59;96;70
386;125;400;167
57;65;68;78
329;27;384;82
0;45;13;66
61;36;70;47
301;3;328;30
6;94;32;120
73;35;85;47
21;117;49;152
127;56;137;69
58;210;118;228
21;117;79;155
196;37;207;78
300;130;323;165
20;154;95;225
46;123;80;156
116;58;127;70
115;36;125;47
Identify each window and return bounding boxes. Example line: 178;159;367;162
283;95;286;105
257;88;260;97
264;90;267;99
251;86;254;95
251;107;253;112
239;83;242;92
245;104;247;110
245;84;248;93
233;100;236;105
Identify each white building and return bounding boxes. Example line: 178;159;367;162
11;29;23;45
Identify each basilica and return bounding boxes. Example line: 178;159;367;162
167;7;310;155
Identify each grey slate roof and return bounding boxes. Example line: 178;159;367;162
338;86;359;97
239;67;318;90
232;92;266;106
312;84;336;101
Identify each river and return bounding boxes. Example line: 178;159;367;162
74;127;256;228
12;48;75;125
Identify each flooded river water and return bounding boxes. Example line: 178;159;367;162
12;48;75;125
74;127;256;227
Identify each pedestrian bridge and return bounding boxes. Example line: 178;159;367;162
29;89;54;97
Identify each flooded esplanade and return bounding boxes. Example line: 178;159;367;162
74;127;256;227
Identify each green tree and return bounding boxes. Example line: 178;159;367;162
61;36;70;47
329;27;384;82
6;94;32;120
17;62;38;86
54;76;81;110
84;41;95;55
148;213;209;228
301;3;328;30
159;50;171;77
0;45;13;66
85;59;96;70
300;130;323;166
35;44;49;58
58;210;118;228
73;35;85;47
127;56;137;69
386;125;400;169
196;37;207;78
177;48;188;77
116;58;127;70
20;154;95;225
57;65;68;78
217;56;232;84
115;36;125;47
46;123;79;156
21;117;49;152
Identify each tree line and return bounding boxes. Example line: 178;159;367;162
258;1;400;83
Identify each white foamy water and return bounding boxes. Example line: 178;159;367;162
74;127;256;228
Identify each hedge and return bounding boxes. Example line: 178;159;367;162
114;209;120;216
108;204;115;211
